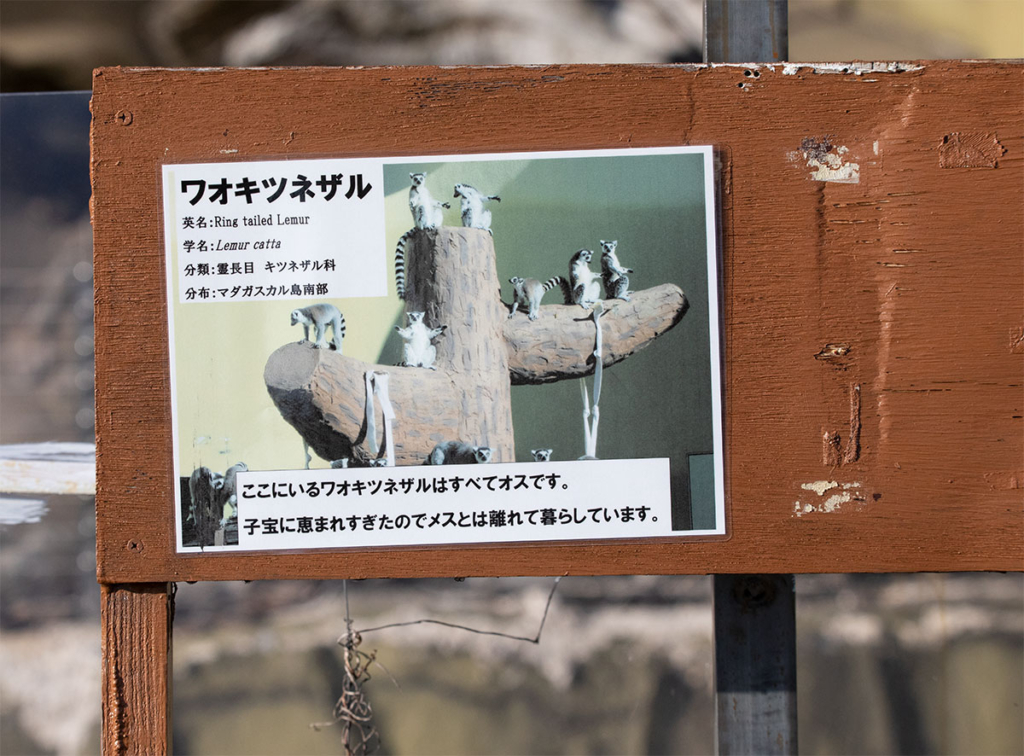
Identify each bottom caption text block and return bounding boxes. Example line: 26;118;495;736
233;458;674;551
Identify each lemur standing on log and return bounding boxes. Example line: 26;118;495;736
425;441;493;465
508;276;566;321
600;240;633;301
291;304;346;352
568;249;602;309
454;183;500;234
395;173;449;299
395;311;447;369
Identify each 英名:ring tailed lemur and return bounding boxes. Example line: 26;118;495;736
531;448;553;462
568;249;602;309
453;183;500;234
425;441;493;465
508;276;566;321
600;240;633;301
395;311;447;369
291;304;346;352
395;173;449;299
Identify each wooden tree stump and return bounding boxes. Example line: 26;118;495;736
265;227;689;465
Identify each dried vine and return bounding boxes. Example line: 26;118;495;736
312;583;381;756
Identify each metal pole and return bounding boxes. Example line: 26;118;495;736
704;2;795;754
704;0;789;63
713;575;797;754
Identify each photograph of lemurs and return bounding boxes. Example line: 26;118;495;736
172;149;720;548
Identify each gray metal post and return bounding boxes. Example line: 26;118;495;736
704;0;789;63
704;2;796;754
713;575;797;754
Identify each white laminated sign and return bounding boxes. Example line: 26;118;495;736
161;147;724;553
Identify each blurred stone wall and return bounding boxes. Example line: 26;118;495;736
3;0;1022;94
0;0;702;92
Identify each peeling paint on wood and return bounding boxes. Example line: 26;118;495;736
843;385;861;465
815;343;851;361
823;431;843;467
821;384;861;467
938;132;1005;168
794;481;864;516
801;480;839;496
1011;327;1024;354
791;137;860;183
782;62;924;76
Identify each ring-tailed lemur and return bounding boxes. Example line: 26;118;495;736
186;466;215;525
425;441;493;465
291;304;346;352
395;173;449;299
453;184;500;234
600;240;633;301
217;461;247;524
395;311;447;369
568;249;602;309
531;448;553;462
508;276;566;320
330;457;388;469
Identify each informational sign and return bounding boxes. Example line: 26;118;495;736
162;146;723;553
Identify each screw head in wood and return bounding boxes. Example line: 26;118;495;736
126;539;144;552
115;110;133;126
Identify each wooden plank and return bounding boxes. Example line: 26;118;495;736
101;583;173;755
714;574;797;754
92;63;1023;582
0;442;96;495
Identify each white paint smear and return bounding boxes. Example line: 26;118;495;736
821;492;852;512
791;144;860;184
795;480;863;516
782;62;923;76
801;480;838;496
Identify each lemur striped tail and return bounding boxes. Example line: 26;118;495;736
548;276;572;304
394;229;414;300
333;313;347;352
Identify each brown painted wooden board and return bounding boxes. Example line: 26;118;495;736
92;63;1023;582
101;583;173;754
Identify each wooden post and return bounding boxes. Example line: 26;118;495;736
704;1;797;754
101;583;174;755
